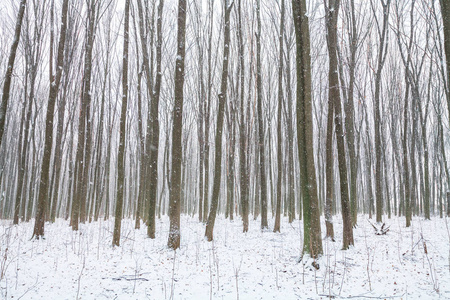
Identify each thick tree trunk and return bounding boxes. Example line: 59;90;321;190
292;0;323;258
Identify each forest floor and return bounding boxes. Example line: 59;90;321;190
1;214;450;299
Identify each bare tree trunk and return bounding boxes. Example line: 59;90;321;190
205;0;233;241
440;0;450;121
343;0;359;226
274;0;285;233
33;0;69;238
191;1;205;223
372;0;391;223
112;0;130;247
255;0;268;230
325;82;334;240
72;0;97;230
237;0;249;233
203;0;215;223
168;0;187;250
147;0;164;237
0;0;27;146
14;0;43;225
325;0;353;249
292;0;323;258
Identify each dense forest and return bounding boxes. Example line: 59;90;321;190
0;0;449;259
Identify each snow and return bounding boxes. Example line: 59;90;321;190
1;215;449;299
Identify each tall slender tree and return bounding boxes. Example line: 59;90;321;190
0;0;27;147
371;0;391;223
112;0;130;247
33;0;69;238
256;0;268;230
237;0;249;232
205;0;234;241
168;0;187;250
72;0;97;230
441;0;450;121
325;0;354;249
274;0;285;233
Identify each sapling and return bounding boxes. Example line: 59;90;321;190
76;257;86;300
445;217;450;273
208;245;212;299
212;240;219;291
170;250;176;300
339;252;347;296
0;226;11;281
232;256;242;300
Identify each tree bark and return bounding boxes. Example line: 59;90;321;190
205;0;233;241
0;0;27;147
112;0;130;247
256;0;268;230
33;0;69;238
325;0;353;249
168;0;187;250
292;0;323;258
274;0;285;233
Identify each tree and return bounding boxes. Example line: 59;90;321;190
371;0;391;223
441;0;450;121
205;0;234;241
33;0;69;238
72;0;97;230
274;0;285;233
203;0;215;223
256;0;268;230
147;0;164;238
342;0;361;226
292;0;323;258
168;0;187;250
324;0;354;249
237;0;249;232
0;0;27;148
112;0;130;247
13;0;44;225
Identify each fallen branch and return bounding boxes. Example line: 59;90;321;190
369;221;390;235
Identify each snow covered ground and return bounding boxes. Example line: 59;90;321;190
1;214;449;299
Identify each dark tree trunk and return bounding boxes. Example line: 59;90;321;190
256;0;268;230
373;0;391;223
33;0;69;238
168;0;187;250
0;0;27;146
325;0;353;249
274;0;285;233
112;0;130;247
72;0;96;230
205;0;233;241
237;0;249;233
292;0;323;258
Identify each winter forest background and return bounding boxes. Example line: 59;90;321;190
0;0;450;298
